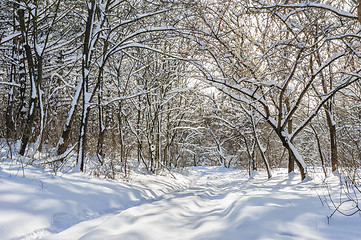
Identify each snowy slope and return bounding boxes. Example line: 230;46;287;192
0;162;360;240
0;162;193;240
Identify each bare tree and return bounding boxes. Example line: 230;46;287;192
184;0;361;180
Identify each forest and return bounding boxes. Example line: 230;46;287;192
1;0;361;239
1;0;361;181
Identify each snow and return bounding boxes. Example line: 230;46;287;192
259;2;357;20
35;43;43;57
0;32;21;45
0;160;192;240
31;77;37;99
29;102;35;116
83;69;89;79
0;82;20;87
0;159;360;240
117;9;169;27
106;27;176;59
84;91;92;109
64;78;82;127
313;52;345;76
326;33;361;41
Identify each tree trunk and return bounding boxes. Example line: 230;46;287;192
5;49;16;139
77;93;90;172
278;131;307;181
56;81;82;156
118;106;127;175
286;98;295;173
35;55;44;153
17;36;27;122
251;112;272;179
96;89;105;165
357;0;361;23
76;0;96;171
18;7;38;156
325;111;338;172
6;4;19;139
311;124;327;177
20;96;37;156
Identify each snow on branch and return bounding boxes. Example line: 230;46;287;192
257;1;357;20
314;52;345;75
281;51;345;130
105;26;177;60
326;33;361;41
101;90;155;107
111;42;190;62
117;9;170;27
0;32;21;46
290;69;361;140
0;82;21;87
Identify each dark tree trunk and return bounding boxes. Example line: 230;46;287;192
96;93;105;164
6;46;16;139
277;131;307;181
18;7;38;156
77;0;96;171
56;83;82;156
286;99;295;173
325;111;338;172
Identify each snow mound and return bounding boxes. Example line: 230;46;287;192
0;164;360;240
0;162;192;240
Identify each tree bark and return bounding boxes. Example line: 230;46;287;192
325;111;338;172
250;111;272;179
286;98;295;173
56;84;82;156
277;131;307;181
18;7;38;156
77;0;96;171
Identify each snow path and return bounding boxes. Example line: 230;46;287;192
0;162;194;240
0;161;360;240
42;167;360;240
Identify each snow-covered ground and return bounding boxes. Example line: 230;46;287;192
0;160;360;240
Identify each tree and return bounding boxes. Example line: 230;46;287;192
184;0;361;180
16;0;64;155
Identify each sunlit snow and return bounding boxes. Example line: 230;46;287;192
0;160;360;240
